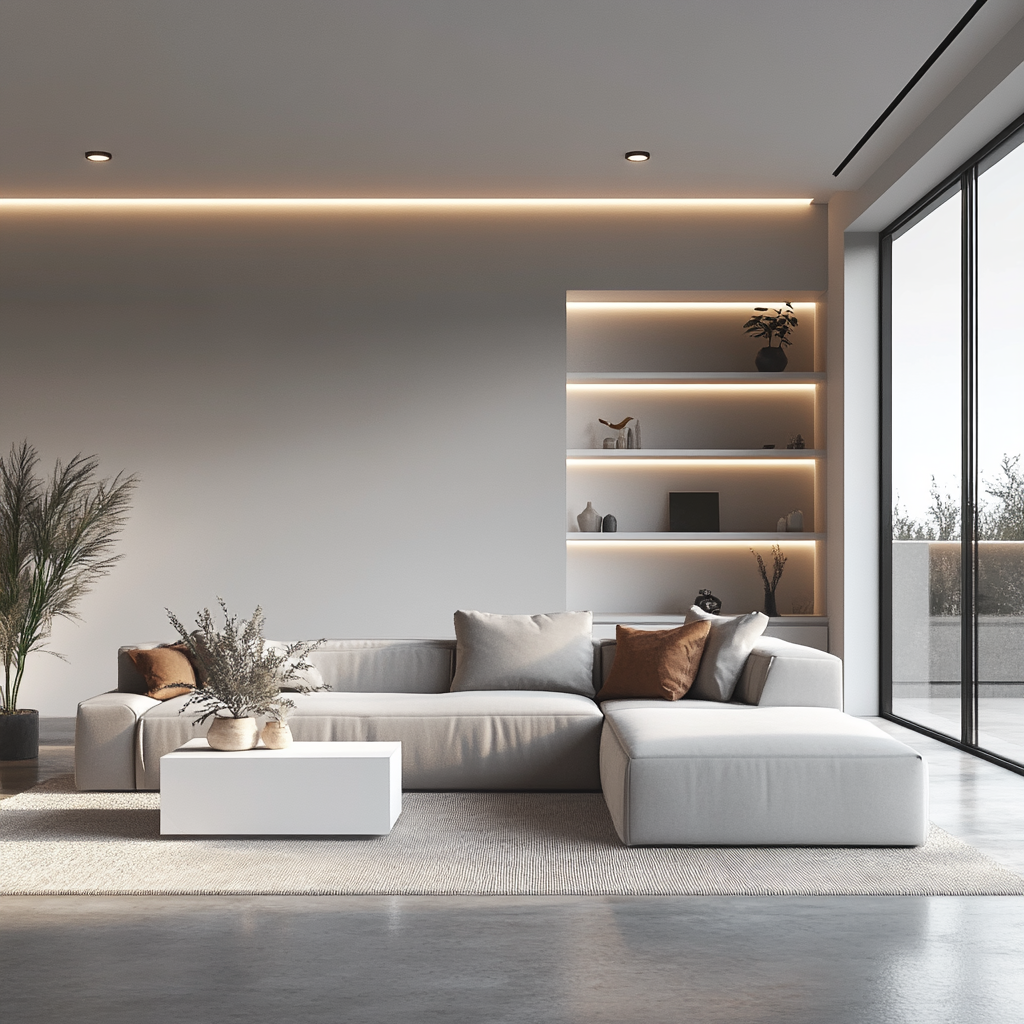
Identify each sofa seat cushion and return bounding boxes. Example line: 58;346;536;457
600;705;928;846
134;690;604;792
598;698;748;712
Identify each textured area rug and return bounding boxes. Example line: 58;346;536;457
1;776;1022;896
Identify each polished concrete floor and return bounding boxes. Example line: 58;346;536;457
891;695;1024;767
2;721;1023;1023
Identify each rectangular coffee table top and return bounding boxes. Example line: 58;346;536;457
164;739;402;760
160;739;402;836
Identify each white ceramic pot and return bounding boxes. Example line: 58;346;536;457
260;721;293;749
206;716;259;751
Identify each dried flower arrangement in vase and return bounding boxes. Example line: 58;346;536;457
167;598;326;750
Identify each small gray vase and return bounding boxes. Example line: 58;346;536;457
577;502;602;532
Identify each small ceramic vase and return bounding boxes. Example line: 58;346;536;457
786;509;804;532
261;721;293;749
206;716;259;751
602;513;617;533
577;502;602;532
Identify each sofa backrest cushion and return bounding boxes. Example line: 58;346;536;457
120;639;456;695
308;640;456;693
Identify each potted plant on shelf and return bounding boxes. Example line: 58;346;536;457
743;302;799;372
0;442;137;760
167;599;326;750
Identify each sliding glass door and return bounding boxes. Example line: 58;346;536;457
976;137;1024;765
883;113;1024;773
887;188;962;738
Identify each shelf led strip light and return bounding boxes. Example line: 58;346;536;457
566;301;816;310
566;459;817;468
567;538;821;546
0;198;815;209
567;383;817;393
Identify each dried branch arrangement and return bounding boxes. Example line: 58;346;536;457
167;598;326;724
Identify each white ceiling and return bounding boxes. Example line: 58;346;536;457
2;0;1023;200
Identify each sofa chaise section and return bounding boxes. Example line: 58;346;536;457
599;704;928;846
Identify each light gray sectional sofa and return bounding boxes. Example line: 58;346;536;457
75;633;929;846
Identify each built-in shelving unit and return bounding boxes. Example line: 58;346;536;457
566;290;827;641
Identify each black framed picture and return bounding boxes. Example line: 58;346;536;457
669;492;720;532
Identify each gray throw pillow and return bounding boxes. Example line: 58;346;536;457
450;610;595;697
683;606;769;702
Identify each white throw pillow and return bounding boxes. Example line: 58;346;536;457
683;606;769;702
264;640;326;692
449;610;595;697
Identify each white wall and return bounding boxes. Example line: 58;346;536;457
826;219;880;716
0;205;826;714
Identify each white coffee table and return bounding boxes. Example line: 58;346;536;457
160;739;402;836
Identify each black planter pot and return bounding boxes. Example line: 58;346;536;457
755;346;788;372
763;591;779;618
0;709;40;760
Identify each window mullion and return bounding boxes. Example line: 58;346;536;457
961;166;979;747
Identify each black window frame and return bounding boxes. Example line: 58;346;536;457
880;109;1024;776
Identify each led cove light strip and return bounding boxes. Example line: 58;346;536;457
567;539;819;546
565;458;817;468
0;197;814;210
566;301;816;310
566;383;817;392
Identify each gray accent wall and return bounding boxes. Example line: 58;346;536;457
0;206;825;714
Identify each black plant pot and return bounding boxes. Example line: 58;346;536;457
755;346;788;372
763;591;779;618
0;709;40;760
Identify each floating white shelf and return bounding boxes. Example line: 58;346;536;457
567;532;825;542
566;449;823;460
567;371;825;384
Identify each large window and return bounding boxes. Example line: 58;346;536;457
882;113;1024;774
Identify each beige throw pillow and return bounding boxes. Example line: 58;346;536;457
449;610;595;697
683;606;769;702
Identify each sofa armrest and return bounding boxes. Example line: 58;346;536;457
734;638;843;710
75;691;160;790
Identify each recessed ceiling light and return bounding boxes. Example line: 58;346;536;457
625;151;650;162
85;151;112;162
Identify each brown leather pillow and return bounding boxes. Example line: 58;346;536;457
595;621;712;702
126;646;197;700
